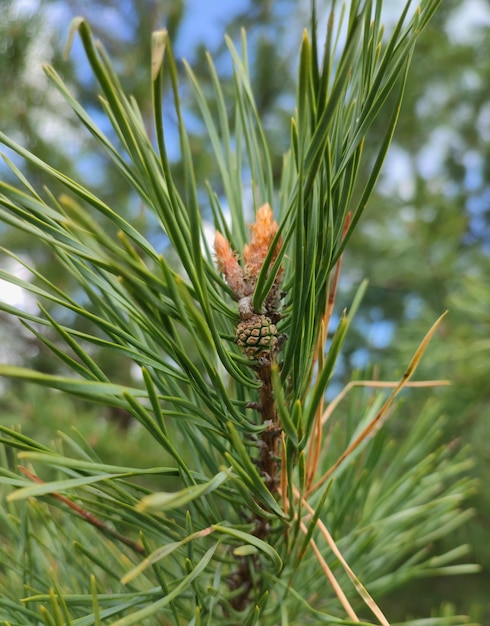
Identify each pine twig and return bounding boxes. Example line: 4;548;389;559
18;466;146;555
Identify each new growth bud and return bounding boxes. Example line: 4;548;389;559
215;203;282;302
243;203;280;281
214;231;246;297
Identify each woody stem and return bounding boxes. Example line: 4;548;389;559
255;359;281;495
229;356;282;612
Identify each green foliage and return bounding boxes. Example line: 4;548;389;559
0;1;478;624
341;2;490;618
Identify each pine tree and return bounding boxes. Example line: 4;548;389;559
0;2;478;624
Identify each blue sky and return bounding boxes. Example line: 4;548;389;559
2;0;489;307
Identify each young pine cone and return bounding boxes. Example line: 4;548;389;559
236;313;278;359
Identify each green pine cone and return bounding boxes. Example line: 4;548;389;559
236;313;278;359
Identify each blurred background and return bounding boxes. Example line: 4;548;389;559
1;0;488;622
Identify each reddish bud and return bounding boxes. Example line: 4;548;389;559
214;231;245;297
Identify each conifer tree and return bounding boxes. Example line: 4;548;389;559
0;2;478;624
